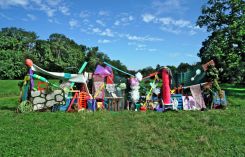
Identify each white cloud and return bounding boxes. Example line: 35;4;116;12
82;19;89;24
92;28;101;33
59;6;70;15
128;42;146;47
114;14;134;26
148;48;157;52
174;19;190;27
136;47;146;51
69;19;79;28
91;27;115;37
0;0;29;8
48;18;60;24
138;44;146;48
30;0;56;17
156;17;191;27
98;10;109;16
126;34;163;42
100;28;114;37
96;19;106;27
46;0;61;6
128;42;157;52
0;0;69;17
79;10;90;18
142;13;155;23
0;13;13;20
157;17;172;25
98;39;111;44
142;14;199;35
160;26;181;34
27;13;36;20
152;0;187;15
189;30;197;36
114;20;120;26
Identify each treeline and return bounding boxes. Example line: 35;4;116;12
0;27;130;79
0;27;200;81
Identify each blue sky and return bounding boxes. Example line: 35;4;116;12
0;0;209;70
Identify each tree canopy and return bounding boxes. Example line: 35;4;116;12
0;27;132;79
197;0;245;83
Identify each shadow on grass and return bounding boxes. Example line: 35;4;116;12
0;96;18;111
0;105;17;111
225;90;245;98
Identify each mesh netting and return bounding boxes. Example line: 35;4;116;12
171;65;206;87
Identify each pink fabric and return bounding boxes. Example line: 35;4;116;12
93;75;104;82
106;66;114;84
162;69;171;104
182;96;197;110
93;82;105;99
94;65;111;77
190;84;206;109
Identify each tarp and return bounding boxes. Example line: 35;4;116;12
94;65;112;77
31;64;86;83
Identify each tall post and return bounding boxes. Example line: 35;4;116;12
162;68;171;104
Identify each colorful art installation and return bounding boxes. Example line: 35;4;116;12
17;59;226;113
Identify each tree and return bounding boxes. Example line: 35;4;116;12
47;33;86;72
85;47;100;72
0;27;37;79
177;63;191;73
138;66;155;77
197;0;245;83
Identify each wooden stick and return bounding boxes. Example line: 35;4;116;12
182;82;208;89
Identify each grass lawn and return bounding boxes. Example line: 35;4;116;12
0;80;244;156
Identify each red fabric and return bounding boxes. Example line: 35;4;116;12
106;73;114;84
162;69;171;104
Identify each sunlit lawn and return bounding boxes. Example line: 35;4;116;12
0;80;244;156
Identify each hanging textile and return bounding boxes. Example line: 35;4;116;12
93;74;104;82
182;96;197;110
93;82;105;99
190;84;206;109
105;66;114;84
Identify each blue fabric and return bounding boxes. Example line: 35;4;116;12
213;91;227;106
64;73;72;79
59;99;71;111
87;99;97;111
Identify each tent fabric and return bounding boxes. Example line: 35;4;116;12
94;65;111;77
31;64;86;83
190;84;206;109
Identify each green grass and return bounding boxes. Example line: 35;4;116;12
0;80;244;156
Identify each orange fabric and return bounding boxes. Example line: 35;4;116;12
37;81;48;91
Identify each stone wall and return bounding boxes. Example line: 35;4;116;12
31;90;65;111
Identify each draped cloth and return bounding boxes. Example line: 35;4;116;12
190;84;206;109
93;82;105;99
182;96;197;110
